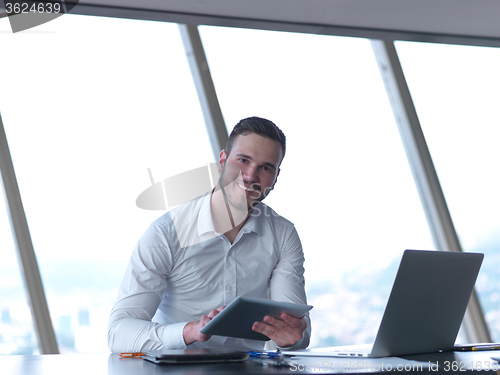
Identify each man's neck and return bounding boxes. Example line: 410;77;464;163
210;188;251;244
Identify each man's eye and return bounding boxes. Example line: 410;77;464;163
238;158;248;163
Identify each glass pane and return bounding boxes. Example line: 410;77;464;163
200;26;435;347
0;15;213;353
0;178;39;355
396;41;500;342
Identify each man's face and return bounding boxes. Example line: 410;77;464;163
217;133;282;211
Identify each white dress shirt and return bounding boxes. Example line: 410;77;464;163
108;192;310;352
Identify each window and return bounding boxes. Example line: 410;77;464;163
0;182;39;355
0;15;213;353
396;41;500;341
200;26;435;347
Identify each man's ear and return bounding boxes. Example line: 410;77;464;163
218;149;227;173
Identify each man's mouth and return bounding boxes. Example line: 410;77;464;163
237;182;258;192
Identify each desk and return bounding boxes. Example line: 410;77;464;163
1;351;499;374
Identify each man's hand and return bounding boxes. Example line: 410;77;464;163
251;313;306;348
182;306;225;345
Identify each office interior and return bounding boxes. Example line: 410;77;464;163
0;0;499;356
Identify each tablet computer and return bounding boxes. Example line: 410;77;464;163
199;296;313;341
142;348;249;364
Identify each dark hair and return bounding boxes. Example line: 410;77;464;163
225;117;286;159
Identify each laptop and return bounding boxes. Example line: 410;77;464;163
287;249;483;358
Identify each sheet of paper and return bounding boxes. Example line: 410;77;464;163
284;356;433;373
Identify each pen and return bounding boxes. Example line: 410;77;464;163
119;352;145;357
472;346;500;351
247;351;283;358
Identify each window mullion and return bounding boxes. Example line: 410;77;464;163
370;39;491;343
0;112;59;354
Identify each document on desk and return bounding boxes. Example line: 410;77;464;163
284;354;432;372
282;350;433;372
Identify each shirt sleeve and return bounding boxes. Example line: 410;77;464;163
269;225;311;350
107;222;188;353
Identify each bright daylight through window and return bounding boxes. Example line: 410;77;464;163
1;13;497;355
396;41;500;342
0;181;39;354
0;14;212;354
199;26;435;347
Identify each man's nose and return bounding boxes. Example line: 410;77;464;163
242;164;259;182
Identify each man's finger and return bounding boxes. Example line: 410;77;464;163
281;313;305;329
252;322;278;338
263;316;288;331
200;315;211;325
252;315;306;348
207;309;219;319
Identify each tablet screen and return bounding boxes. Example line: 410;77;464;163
200;296;312;341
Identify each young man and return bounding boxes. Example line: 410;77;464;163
108;117;310;352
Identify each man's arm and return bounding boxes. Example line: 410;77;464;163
109;220;221;352
252;225;311;349
107;227;188;353
108;220;228;353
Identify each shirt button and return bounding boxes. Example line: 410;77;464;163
227;286;232;291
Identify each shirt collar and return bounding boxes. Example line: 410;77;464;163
197;193;264;237
197;192;217;236
240;203;263;235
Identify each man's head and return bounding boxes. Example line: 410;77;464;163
217;117;286;211
225;117;286;164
